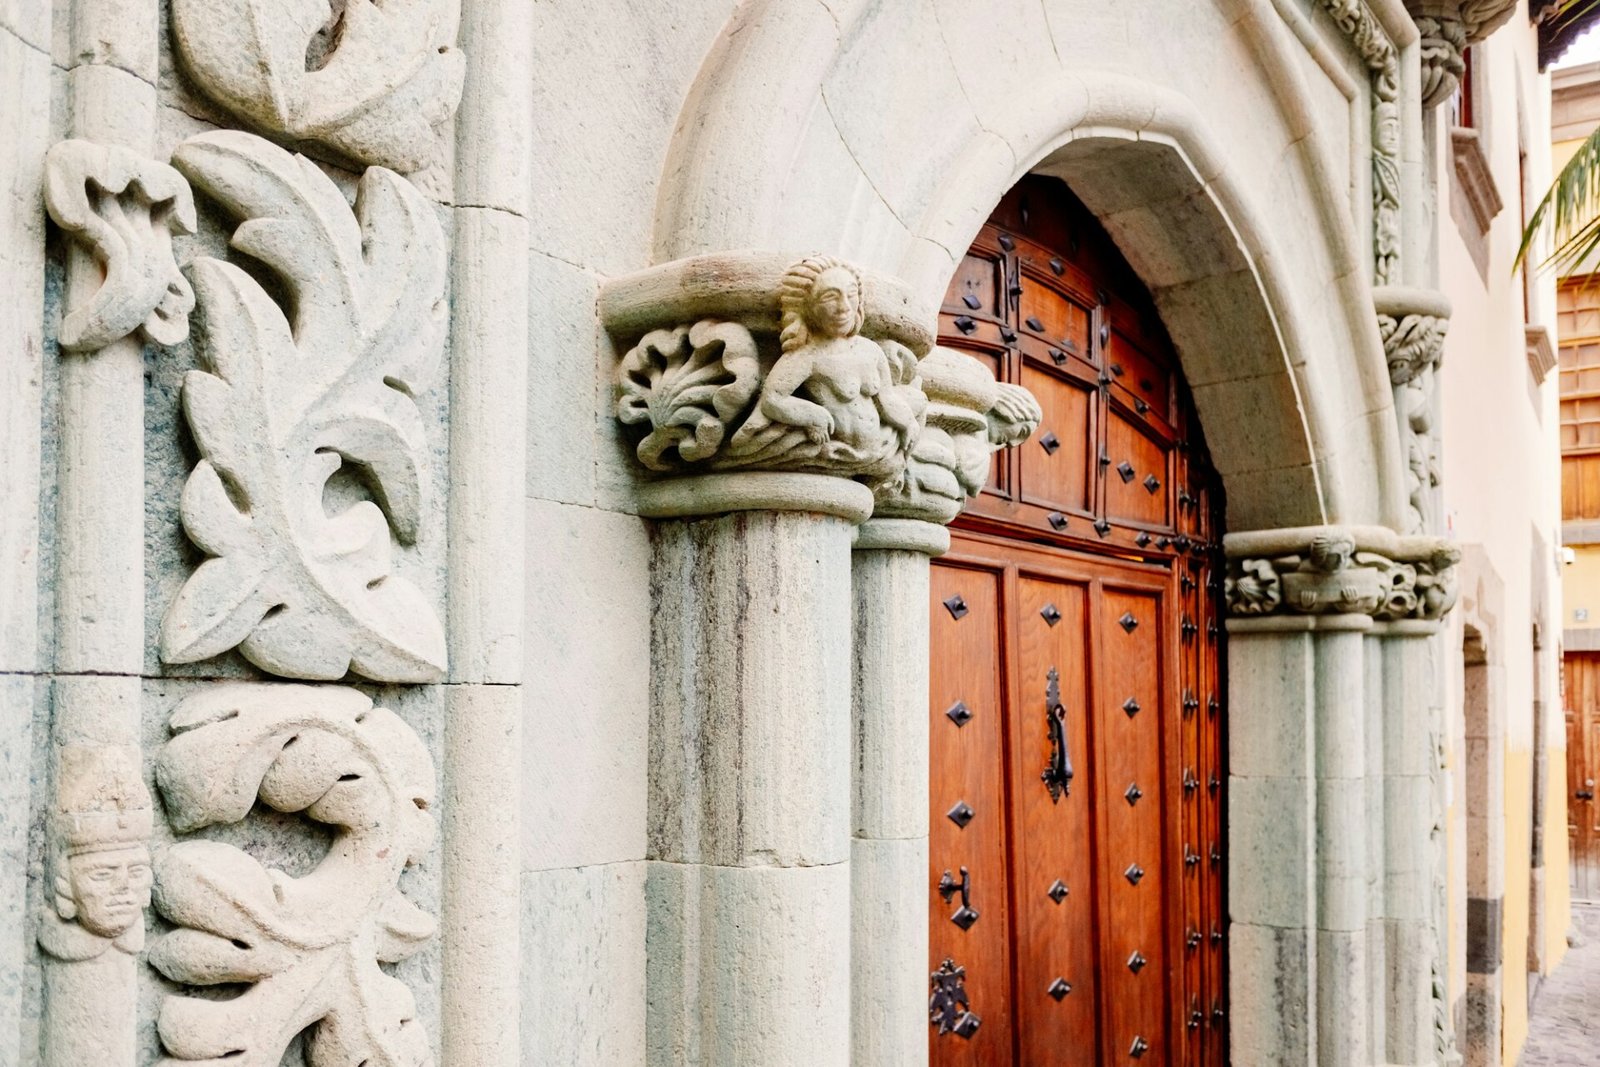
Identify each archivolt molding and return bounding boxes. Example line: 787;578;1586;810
159;130;448;683
1224;524;1459;625
149;684;436;1066
607;252;936;520
43;140;196;352
170;0;464;172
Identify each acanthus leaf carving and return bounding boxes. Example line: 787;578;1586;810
149;684;436;1067
171;0;464;172
615;256;929;493
159;130;448;683
44;139;197;351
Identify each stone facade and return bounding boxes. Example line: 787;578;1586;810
0;1;1561;1065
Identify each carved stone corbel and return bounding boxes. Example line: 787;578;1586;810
1224;524;1460;627
606;252;937;522
1376;286;1451;534
1406;0;1520;107
43;140;196;352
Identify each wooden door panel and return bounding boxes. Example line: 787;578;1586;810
1020;364;1095;516
1013;575;1100;1066
1104;409;1171;529
1095;586;1170;1063
1017;263;1094;355
930;562;1014;1064
952;250;1005;320
1566;653;1600;901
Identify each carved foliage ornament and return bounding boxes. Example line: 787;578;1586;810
44;140;196;351
1409;1;1520;107
1318;0;1402;284
159;130;448;683
37;745;154;961
149;684;436;1067
617;256;928;492
171;0;464;172
1224;531;1460;621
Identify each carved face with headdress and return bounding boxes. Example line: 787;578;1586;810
51;746;153;940
780;256;866;351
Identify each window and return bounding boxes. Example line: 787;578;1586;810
1559;277;1600;451
1450;46;1475;129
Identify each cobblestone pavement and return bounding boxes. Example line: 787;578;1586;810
1521;902;1600;1065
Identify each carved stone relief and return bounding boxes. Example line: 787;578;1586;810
158;130;448;683
873;346;1040;525
170;0;465;172
38;745;153;962
1377;287;1451;534
1224;528;1460;622
149;684;436;1066
43;140;196;352
617;256;929;494
1318;0;1402;285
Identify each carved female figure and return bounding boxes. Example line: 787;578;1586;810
727;256;924;483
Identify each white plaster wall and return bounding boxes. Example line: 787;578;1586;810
1436;14;1565;1065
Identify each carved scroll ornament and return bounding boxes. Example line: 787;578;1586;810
1407;1;1520;107
158;130;448;683
171;0;464;172
38;746;153;962
150;684;436;1067
44;140;196;351
1224;528;1459;622
617;256;929;493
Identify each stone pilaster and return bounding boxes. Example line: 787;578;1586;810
604;251;934;1066
847;348;1038;1065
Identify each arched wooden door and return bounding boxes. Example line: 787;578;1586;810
928;176;1226;1066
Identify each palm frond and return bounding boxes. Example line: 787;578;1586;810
1518;122;1600;276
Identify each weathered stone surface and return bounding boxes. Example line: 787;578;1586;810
159;130;449;682
170;0;463;172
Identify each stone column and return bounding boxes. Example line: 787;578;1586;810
602;251;935;1066
39;0;181;1062
1224;526;1459;1067
847;349;1038;1064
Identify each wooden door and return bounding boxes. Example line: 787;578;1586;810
929;177;1226;1066
1566;652;1600;900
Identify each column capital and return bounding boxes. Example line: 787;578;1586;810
1375;286;1451;386
606;252;935;521
1405;1;1519;107
1223;524;1460;629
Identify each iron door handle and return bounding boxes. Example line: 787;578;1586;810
938;867;980;930
1043;667;1074;802
1578;790;1595;801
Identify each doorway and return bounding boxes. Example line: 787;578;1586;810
928;177;1226;1066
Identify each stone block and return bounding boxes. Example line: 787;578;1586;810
1227;632;1313;779
646;860;850;1067
522;862;647;1067
1192;373;1320;515
851;836;928;1066
527;0;730;274
522;498;650;871
1316;928;1371;1065
1229;922;1313;1067
1312;630;1367;779
648;512;853;868
526;250;600;507
1229;776;1314;930
1316;777;1368;934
